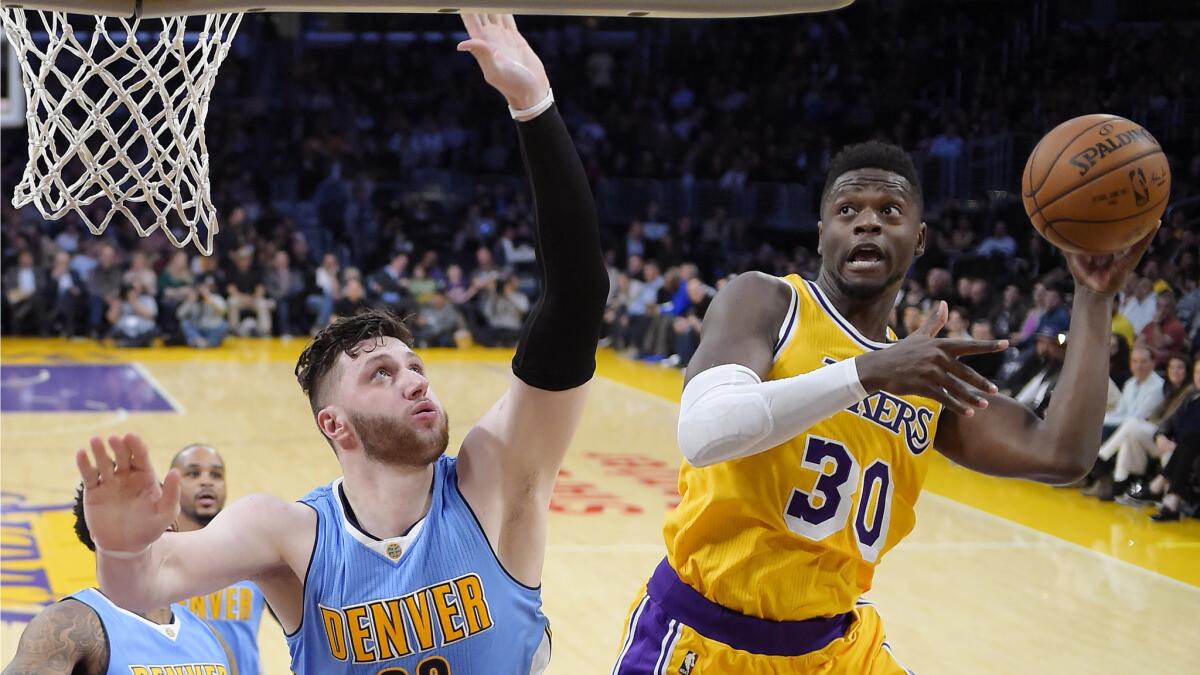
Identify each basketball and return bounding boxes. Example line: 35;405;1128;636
1021;114;1170;255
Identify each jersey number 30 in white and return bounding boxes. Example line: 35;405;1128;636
783;435;893;563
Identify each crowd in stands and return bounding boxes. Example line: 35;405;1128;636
2;3;1198;520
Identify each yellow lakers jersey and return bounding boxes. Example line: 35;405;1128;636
663;274;943;621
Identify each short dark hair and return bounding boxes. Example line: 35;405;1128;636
73;484;95;552
821;141;923;209
295;308;415;417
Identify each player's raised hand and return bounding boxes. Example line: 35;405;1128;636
75;433;180;556
457;14;550;110
856;302;1009;416
1064;223;1158;296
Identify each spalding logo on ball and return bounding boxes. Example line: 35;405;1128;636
1022;114;1171;255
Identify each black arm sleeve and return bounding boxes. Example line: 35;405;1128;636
510;104;608;391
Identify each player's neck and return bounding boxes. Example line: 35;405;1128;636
814;271;896;343
340;460;435;539
97;588;174;624
142;605;175;625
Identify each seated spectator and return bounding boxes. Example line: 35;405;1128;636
898;304;925;339
123;252;158;298
158;251;195;343
667;278;714;367
1109;333;1132;389
1143;361;1200;521
1150;429;1200;522
407;264;440;306
1094;355;1193;501
87;244;123;338
603;272;634;348
944;306;971;340
368;252;412;314
1111;303;1136;354
306;253;341;333
623;261;662;355
106;281;158;347
924;267;954;308
333;277;371;320
640;266;686;359
1010;318;1068;417
177;277;229;348
5;250;46;335
989;283;1025;342
1120;274;1157;333
974;221;1016;259
1140;290;1188;368
1177;285;1200;347
46;251;84;337
479;275;529;347
265;250;305;337
1015;281;1048;345
225;246;273;337
414;290;465;348
963;319;1004;381
1084;346;1166;498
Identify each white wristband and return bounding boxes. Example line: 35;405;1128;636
97;545;150;559
509;88;555;121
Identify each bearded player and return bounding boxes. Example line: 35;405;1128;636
74;14;606;674
613;142;1154;673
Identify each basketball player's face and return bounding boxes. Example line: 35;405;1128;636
175;446;226;528
339;338;449;467
818;169;925;300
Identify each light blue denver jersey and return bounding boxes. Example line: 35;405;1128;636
287;455;551;673
181;580;266;675
68;587;231;675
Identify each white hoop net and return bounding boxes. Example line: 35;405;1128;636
1;9;243;255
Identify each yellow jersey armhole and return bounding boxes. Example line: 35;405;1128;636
772;278;801;364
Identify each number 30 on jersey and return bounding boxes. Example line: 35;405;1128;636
783;435;893;563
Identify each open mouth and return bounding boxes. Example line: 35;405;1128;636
845;243;886;271
195;491;217;508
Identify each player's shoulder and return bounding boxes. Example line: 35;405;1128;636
721;270;790;295
41;595;105;627
706;271;794;331
13;597;108;671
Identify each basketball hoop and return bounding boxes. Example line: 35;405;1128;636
1;8;242;255
1;0;853;256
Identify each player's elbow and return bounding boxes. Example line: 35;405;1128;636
678;437;726;468
676;406;772;468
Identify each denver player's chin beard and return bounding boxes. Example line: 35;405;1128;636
352;410;450;468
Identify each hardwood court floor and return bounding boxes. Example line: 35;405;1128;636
2;338;1198;673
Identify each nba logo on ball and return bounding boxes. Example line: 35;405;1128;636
386;543;402;560
1022;113;1171;255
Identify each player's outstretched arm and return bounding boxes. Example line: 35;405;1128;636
3;600;107;675
455;14;607;587
676;275;1005;467
76;434;308;616
936;227;1157;483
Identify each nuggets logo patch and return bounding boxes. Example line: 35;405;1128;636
386;542;403;560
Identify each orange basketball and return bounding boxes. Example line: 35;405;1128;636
1021;114;1170;255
